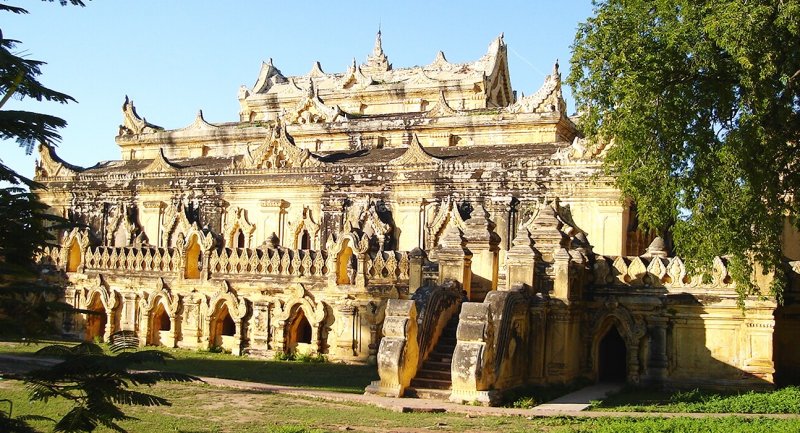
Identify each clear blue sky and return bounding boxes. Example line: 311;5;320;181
3;1;595;179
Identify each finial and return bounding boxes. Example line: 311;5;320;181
553;59;560;75
373;28;384;56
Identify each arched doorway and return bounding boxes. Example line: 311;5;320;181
300;230;311;250
85;295;107;342
149;302;171;346
286;309;313;354
211;303;237;350
598;326;627;382
66;240;81;272
184;235;201;279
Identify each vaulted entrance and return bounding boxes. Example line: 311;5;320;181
598;326;627;382
148;302;172;346
286;309;313;354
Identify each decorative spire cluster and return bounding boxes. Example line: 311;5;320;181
362;30;391;73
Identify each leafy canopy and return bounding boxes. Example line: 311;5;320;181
568;0;800;297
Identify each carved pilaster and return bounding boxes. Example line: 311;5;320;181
321;197;345;244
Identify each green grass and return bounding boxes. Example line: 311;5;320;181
0;340;377;394
590;386;800;414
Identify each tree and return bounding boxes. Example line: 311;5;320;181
0;0;86;340
1;3;200;432
568;0;800;297
0;1;85;172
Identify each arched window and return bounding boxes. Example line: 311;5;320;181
66;240;81;272
184;235;201;279
300;230;311;250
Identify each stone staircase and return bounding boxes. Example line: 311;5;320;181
405;314;459;400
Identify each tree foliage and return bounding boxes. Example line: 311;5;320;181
568;0;800;297
0;1;84;158
0;3;200;432
2;343;200;433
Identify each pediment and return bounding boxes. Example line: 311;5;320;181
240;123;323;169
425;91;458;118
143;148;180;173
281;81;343;125
389;135;441;167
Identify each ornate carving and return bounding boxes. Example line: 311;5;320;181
240;122;323;169
281;80;343;125
35;142;81;178
251;58;288;94
223;206;255;248
118;96;163;136
507;61;566;114
426;197;467;250
361;30;391;73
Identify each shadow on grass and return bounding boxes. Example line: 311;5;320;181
141;355;378;393
0;339;378;394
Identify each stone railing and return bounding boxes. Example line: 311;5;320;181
593;255;737;289
365;250;411;282
37;246;63;268
83;246;181;272
365;281;461;398
365;299;420;397
450;288;529;405
209;247;329;277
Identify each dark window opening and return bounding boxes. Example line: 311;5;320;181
236;230;246;249
300;230;311;250
158;311;171;331
221;313;236;336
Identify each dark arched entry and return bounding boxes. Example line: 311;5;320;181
287;309;313;353
598;326;627;382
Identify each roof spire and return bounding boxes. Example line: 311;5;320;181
373;28;384;58
362;28;391;73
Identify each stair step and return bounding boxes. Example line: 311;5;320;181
422;361;451;368
416;369;451;380
432;345;455;353
404;387;451;400
410;377;452;390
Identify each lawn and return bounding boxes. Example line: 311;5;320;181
3;380;800;433
4;340;800;432
590;386;800;414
